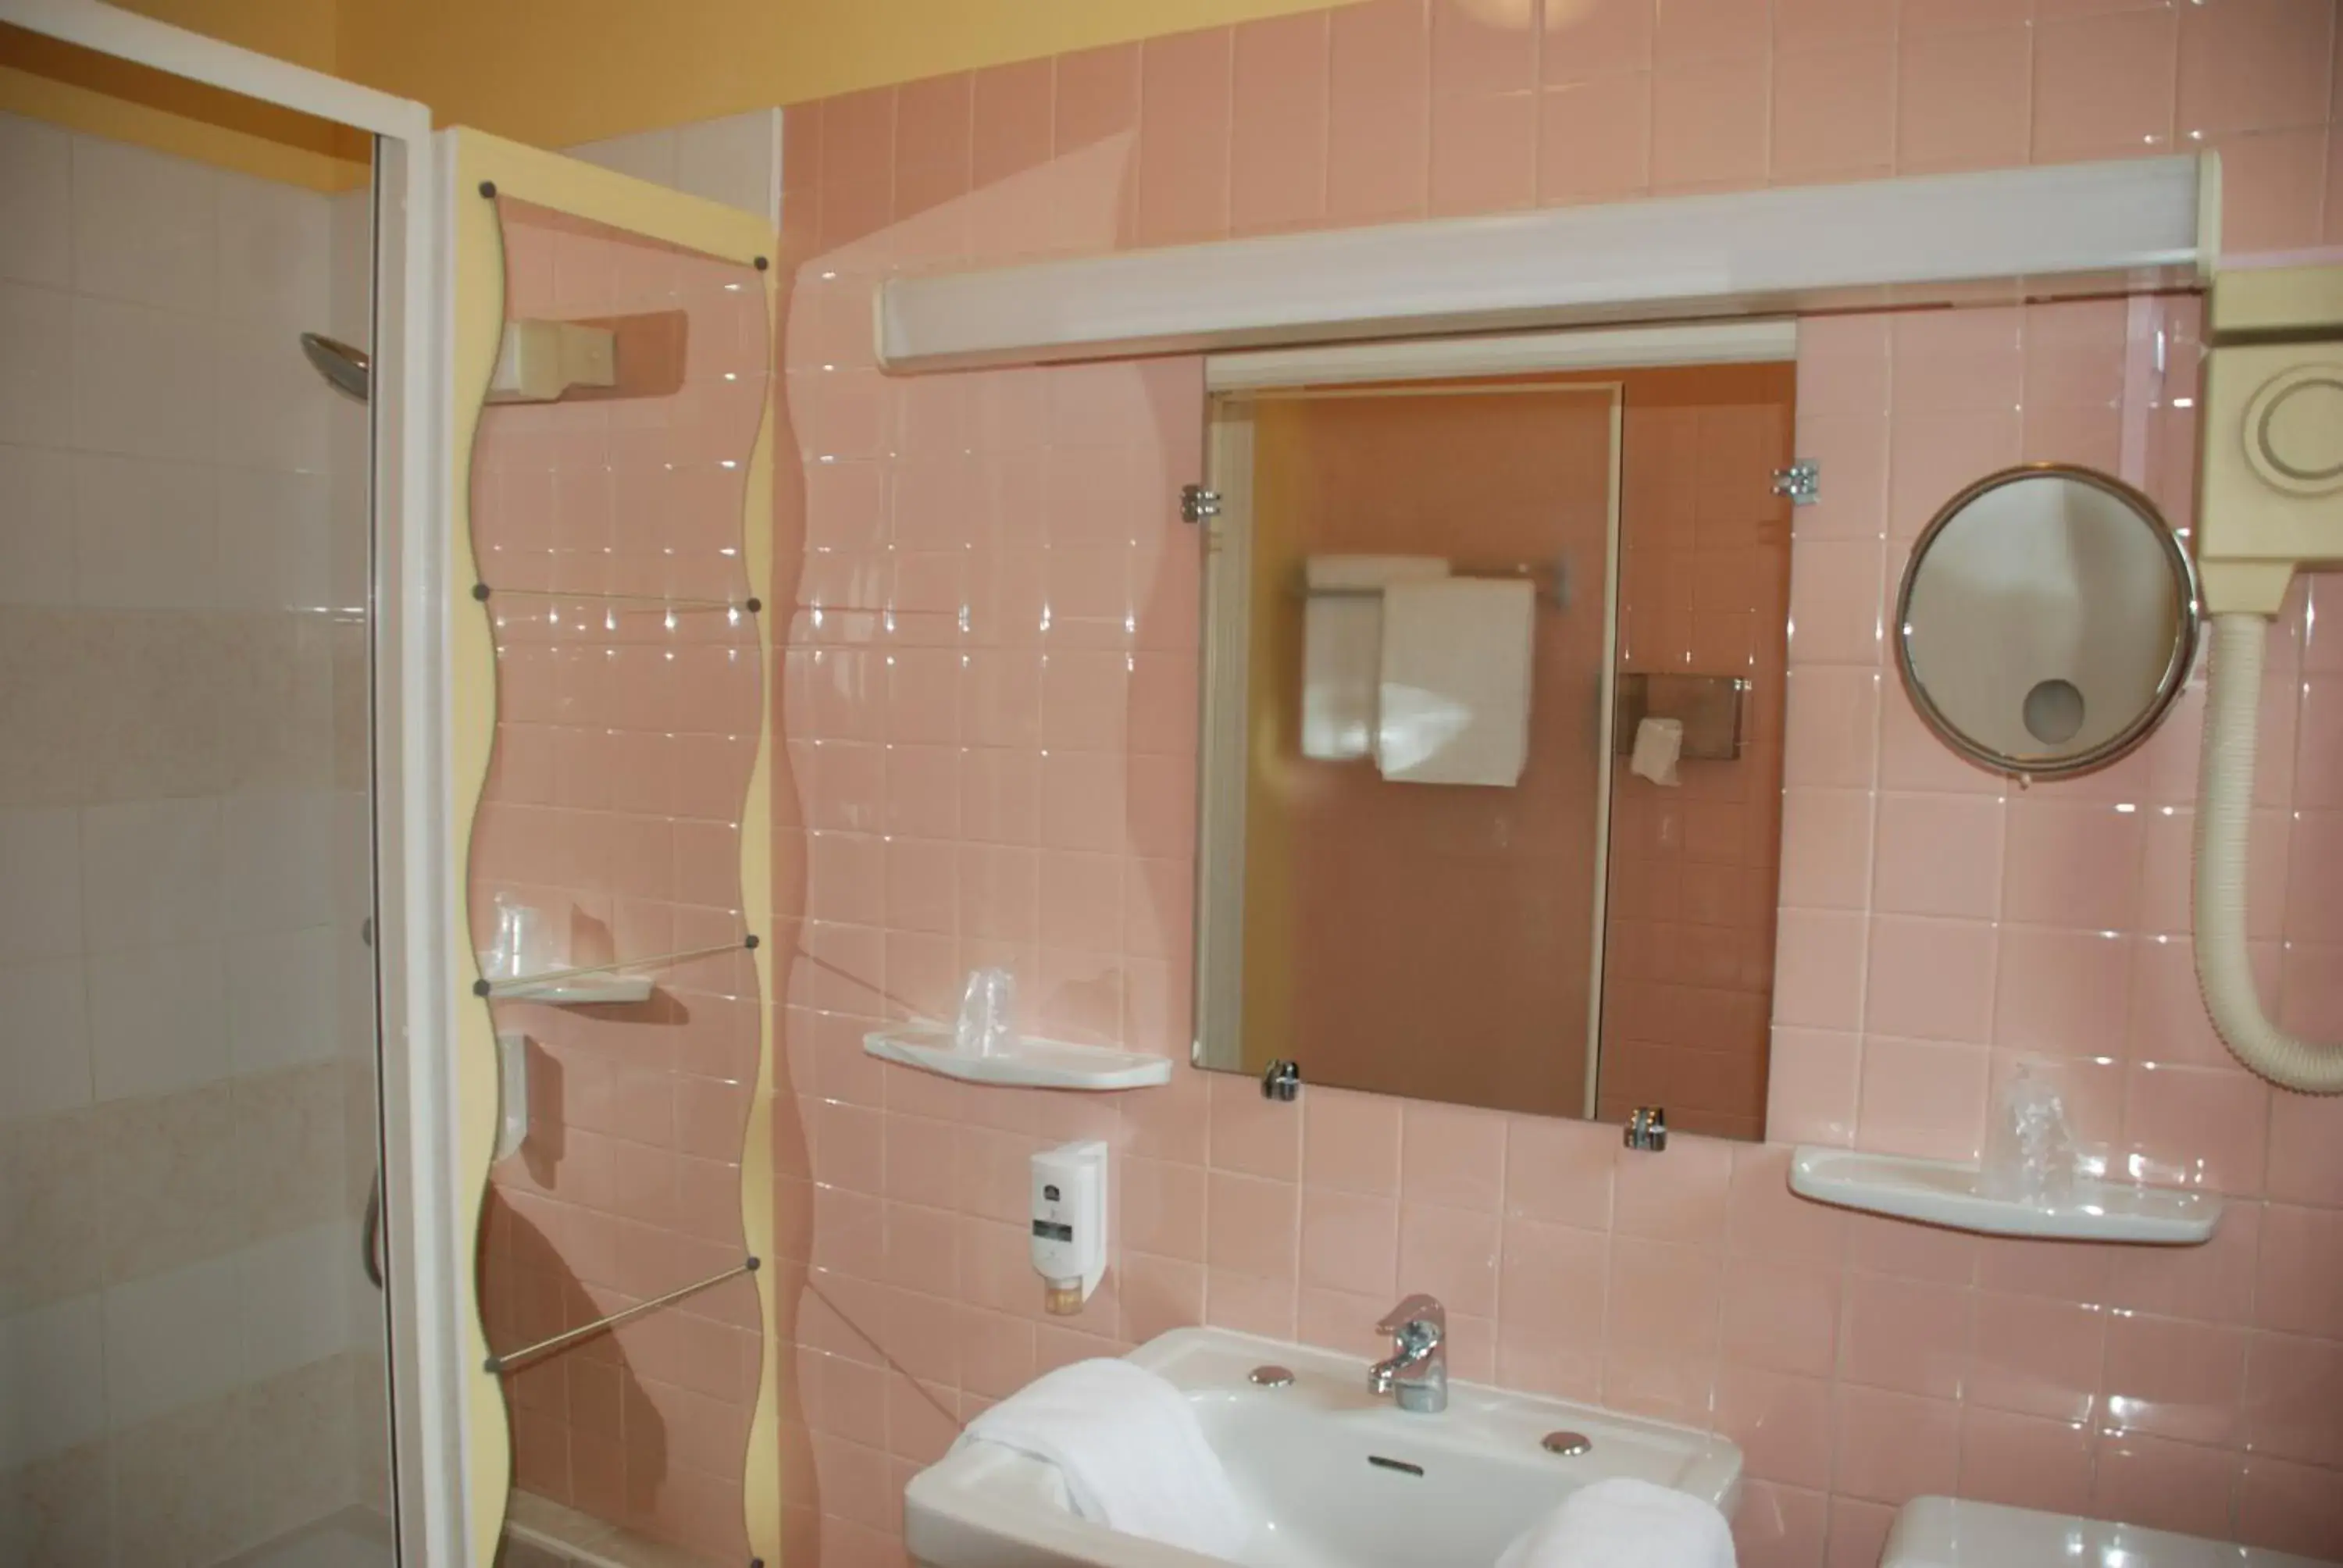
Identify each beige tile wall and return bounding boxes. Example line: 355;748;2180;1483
0;112;387;1566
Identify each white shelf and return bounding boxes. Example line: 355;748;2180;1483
1789;1146;2221;1245
486;973;655;1005
864;1023;1172;1091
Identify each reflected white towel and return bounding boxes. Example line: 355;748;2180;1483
1376;576;1536;786
961;1358;1250;1560
1630;716;1684;787
1301;555;1448;761
1496;1478;1736;1568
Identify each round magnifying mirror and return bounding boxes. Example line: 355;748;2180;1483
1898;465;2199;779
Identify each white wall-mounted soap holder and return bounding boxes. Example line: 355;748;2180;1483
864;1023;1172;1091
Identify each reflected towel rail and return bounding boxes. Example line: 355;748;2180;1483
484;1257;758;1375
474;935;758;999
1296;561;1568;608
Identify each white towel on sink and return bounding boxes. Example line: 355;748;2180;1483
1496;1477;1736;1568
960;1358;1250;1560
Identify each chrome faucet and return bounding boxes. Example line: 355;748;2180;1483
1367;1293;1447;1413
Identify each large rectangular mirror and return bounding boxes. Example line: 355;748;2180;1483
1193;344;1795;1141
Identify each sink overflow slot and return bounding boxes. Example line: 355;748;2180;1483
1367;1456;1425;1477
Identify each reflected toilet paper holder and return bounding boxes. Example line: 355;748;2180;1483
1613;672;1749;761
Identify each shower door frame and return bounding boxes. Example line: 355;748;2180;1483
0;2;472;1563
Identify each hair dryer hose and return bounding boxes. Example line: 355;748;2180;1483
2195;613;2343;1092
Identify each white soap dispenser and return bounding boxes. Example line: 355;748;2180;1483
1031;1139;1107;1317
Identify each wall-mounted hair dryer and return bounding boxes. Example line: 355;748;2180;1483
2193;265;2343;1092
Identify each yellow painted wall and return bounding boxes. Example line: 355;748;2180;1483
337;0;1352;149
5;0;1350;194
0;3;365;190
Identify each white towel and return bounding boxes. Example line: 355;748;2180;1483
1376;576;1537;786
1300;555;1448;761
1496;1478;1736;1568
960;1358;1250;1560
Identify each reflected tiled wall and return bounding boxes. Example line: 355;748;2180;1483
0;115;380;1564
765;3;2343;1566
469;203;773;1566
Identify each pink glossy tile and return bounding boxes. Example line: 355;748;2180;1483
1230;12;1332;233
1825;1498;1899;1568
1432;0;1536;95
1650;54;1771;189
1771;44;1895;182
1657;0;1773;62
2266;1090;2343;1205
1503;1112;1617;1229
972;59;1055;187
1497;1216;1609;1340
1865;916;1995;1045
1614;1133;1732;1243
1897;25;2033;173
1772;911;1868;1033
1544;0;1655;80
1840;1270;1974;1399
2092;1431;2243;1543
1054;42;1141;154
1303;1088;1403;1196
1735;1481;1831;1568
1773;0;1897;50
1831;1384;1962;1503
2107;1200;2260;1327
2123;1061;2270;1196
1136;29;1234;247
1209;1071;1303;1180
1400;1099;1507;1210
1858;1036;1991;1161
2242;1331;2343;1468
1779;787;1874;911
1721;1257;1842;1378
1956;1408;2098;1516
1396;1201;1500;1317
1536;74;1654;203
1782;666;1881;789
1716;1367;1835;1491
2235;1453;2343;1561
2177;0;2334;139
1870;793;2004;919
2031;7;2178;162
2102;1312;2250;1447
1603;1238;1724;1420
1967;1292;2107;1424
1430;91;1538;215
1786;536;1886;667
1298;1188;1400;1297
2001;798;2146;929
1994;927;2133;1060
1328;0;1433;224
2254;1204;2343;1340
1204;1170;1298;1280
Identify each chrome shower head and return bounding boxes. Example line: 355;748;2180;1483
300;332;370;401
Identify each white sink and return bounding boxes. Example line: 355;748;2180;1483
905;1327;1743;1568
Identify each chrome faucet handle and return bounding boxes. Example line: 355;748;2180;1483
1375;1293;1446;1345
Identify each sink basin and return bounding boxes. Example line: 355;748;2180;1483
905;1327;1742;1568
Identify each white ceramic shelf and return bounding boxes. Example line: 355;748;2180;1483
864;1023;1172;1091
1788;1146;2221;1245
486;973;656;1005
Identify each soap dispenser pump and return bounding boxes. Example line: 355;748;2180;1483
1031;1139;1107;1316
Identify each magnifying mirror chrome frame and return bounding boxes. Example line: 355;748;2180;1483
1895;462;2202;781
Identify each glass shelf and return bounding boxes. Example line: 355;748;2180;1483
475;936;754;1004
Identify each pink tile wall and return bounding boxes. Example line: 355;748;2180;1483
769;4;2343;1564
1603;367;1797;1140
470;200;772;1564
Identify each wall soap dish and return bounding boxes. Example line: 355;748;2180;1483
1788;1146;2220;1245
863;1022;1172;1091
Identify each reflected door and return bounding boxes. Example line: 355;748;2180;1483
445;134;779;1568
